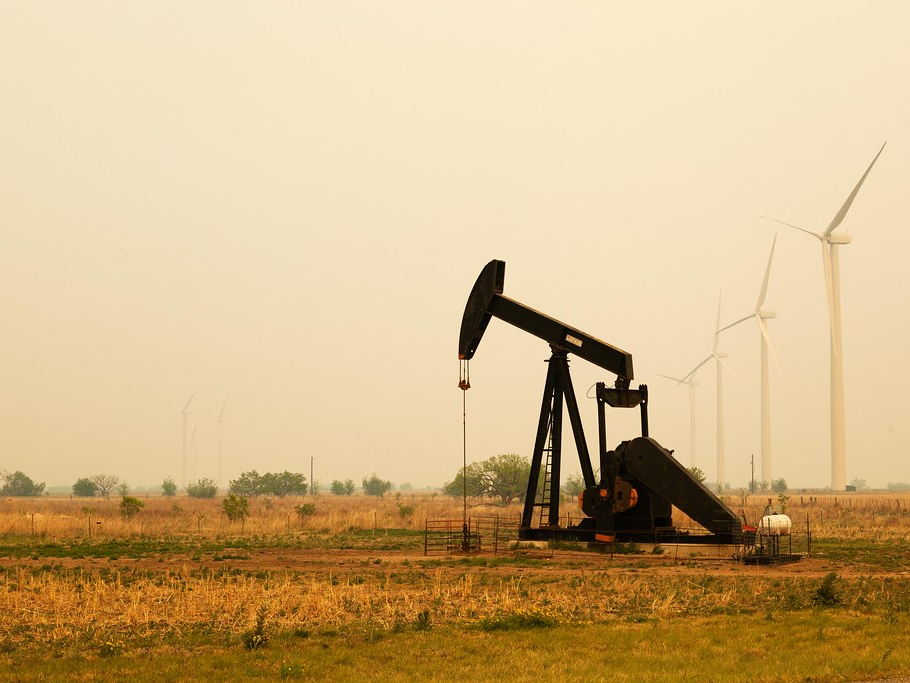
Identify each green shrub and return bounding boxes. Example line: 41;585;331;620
72;478;98;497
294;503;316;519
222;494;250;524
813;572;841;607
242;605;269;651
414;609;431;631
478;609;556;631
362;474;392;497
119;496;144;520
186;478;218;498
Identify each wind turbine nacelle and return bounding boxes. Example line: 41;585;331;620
759;310;776;319
829;233;852;245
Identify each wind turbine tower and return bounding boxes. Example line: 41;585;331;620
763;143;885;491
659;374;699;468
217;396;228;487
720;236;780;486
682;294;733;490
180;390;196;488
190;425;198;483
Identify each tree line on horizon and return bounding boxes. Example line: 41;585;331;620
2;466;908;499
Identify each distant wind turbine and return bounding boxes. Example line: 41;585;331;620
217;396;229;487
180;390;196;488
190;424;198;483
682;293;734;490
719;235;779;486
659;374;699;468
762;142;885;491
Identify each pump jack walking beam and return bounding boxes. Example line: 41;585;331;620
459;260;634;383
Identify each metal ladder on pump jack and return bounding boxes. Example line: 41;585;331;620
536;416;555;527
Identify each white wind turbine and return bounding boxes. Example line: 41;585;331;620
682;293;734;490
217;396;228;487
762;143;885;491
719;235;780;487
190;425;198;483
659;374;699;468
180;390;196;488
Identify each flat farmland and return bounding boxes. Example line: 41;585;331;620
1;492;908;682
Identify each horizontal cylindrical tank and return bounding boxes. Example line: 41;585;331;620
757;513;791;536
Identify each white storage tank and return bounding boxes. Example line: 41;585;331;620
757;513;791;536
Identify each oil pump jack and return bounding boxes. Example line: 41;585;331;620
459;260;744;545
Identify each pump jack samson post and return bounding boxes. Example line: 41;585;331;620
459;260;744;545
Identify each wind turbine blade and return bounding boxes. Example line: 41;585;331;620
181;390;197;415
760;216;822;240
218;396;229;423
658;374;685;384
757;317;782;374
681;355;711;383
824;141;886;236
714;354;738;381
718;314;752;334
713;292;723;351
821;242;837;354
756;233;777;311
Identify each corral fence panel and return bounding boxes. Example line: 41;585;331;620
424;516;521;555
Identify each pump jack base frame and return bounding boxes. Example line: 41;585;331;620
518;525;740;546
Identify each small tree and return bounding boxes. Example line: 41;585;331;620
1;470;46;497
396;499;415;522
72;477;98;497
330;479;356;496
91;474;121;498
222;494;250;524
261;471;307;497
161;478;178;497
771;478;788;494
478;454;529;504
561;473;586;499
362;473;392;498
444;455;531;504
117;481;130;496
186;478;218;499
229;471;264;497
443;462;486;500
119;495;144;520
776;491;791;513
688;466;707;484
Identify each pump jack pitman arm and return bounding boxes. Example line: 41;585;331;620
458;260;634;382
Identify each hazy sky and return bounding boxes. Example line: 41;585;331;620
2;2;909;492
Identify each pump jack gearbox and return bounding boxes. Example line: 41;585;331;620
459;260;743;546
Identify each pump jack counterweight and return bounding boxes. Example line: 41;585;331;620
458;260;744;547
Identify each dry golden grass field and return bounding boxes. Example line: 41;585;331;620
1;490;908;682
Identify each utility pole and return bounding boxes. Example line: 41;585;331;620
310;456;314;497
750;453;755;494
